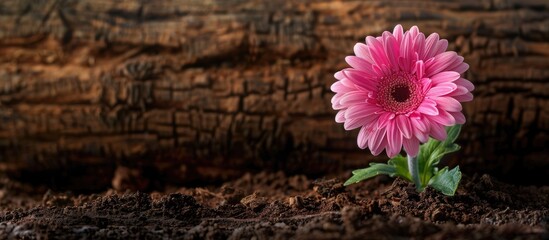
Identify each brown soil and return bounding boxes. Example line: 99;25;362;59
0;172;547;239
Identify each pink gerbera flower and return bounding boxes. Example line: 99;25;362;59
331;25;474;158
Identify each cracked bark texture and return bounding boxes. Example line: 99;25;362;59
0;0;547;190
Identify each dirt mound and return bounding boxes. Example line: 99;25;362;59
0;172;547;239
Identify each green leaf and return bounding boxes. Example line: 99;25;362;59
387;155;412;182
428;166;462;196
444;124;462;146
428;143;461;167
418;125;462;186
344;163;396;186
345;155;414;186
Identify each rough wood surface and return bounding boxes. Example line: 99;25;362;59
0;0;547;190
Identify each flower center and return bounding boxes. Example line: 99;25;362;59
391;85;411;102
377;73;423;114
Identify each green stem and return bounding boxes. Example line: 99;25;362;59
407;154;421;190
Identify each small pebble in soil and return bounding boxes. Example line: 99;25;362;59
240;192;267;212
288;196;304;209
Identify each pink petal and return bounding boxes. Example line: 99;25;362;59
429;122;447;141
453;92;474;102
448;86;469;96
414;129;429;143
366;36;389;66
414;33;426;60
431;39;449;59
425;51;457;77
345;103;380;119
399;33;415;71
330;82;343;92
353;43;370;59
408;26;420;39
410;115;428;132
344;114;376;130
372;64;382;76
376;112;395;129
396;115;412;139
403;137;420;157
433;96;462;112
430;71;460;85
372;64;392;76
424;57;434;67
339;91;369;105
417;99;439;116
450;111;466;124
387;120;403;158
393;24;404;43
335;110;346;123
332;95;345;109
415;60;425;80
429;109;456;126
371;134;388;156
332;104;345;110
382;31;392;39
398;57;413;73
331;96;345;110
331;93;342;104
427;82;457;97
446;55;464;72
345;56;372;72
400;29;413;60
384;35;400;68
420;78;432;94
368;127;387;154
334;71;345;80
342;69;377;92
453;63;469;74
357;126;369;149
455;78;475;91
330;81;354;93
423;33;440;60
366;97;378;105
386;145;400;158
339;77;355;88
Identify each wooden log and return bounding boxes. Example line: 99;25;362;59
0;0;547;190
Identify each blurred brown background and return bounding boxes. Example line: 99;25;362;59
0;0;547;191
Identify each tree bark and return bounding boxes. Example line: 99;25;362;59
0;0;547;190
